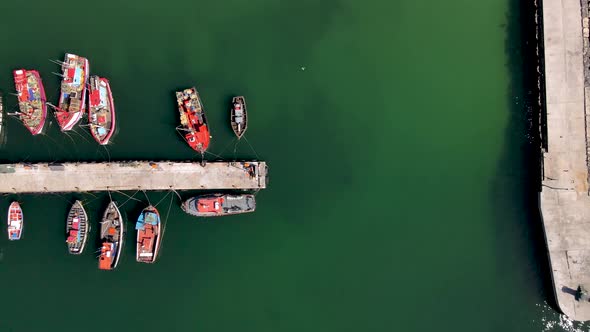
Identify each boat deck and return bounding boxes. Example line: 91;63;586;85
0;161;267;193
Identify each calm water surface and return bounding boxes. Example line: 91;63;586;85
0;0;583;331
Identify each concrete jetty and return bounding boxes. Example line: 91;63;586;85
540;0;590;321
0;161;267;193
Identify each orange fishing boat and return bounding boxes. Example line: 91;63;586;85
98;202;123;270
135;205;161;263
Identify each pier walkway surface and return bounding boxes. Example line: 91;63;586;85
541;0;590;321
0;161;267;193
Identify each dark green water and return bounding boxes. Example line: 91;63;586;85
0;0;585;331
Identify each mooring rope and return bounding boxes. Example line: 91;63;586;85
158;192;175;257
142;190;152;206
82;192;103;206
171;188;182;201
101;145;111;163
205;150;224;159
153;190;172;208
215;138;237;158
49;192;71;204
233;139;241;160
243;135;260;160
115;189;142;208
69;127;94;145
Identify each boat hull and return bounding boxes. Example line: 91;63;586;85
181;194;256;217
231;96;248;139
88;76;116;145
99;202;124;270
7;201;23;240
175;87;211;154
12;69;47;135
55;54;89;131
135;206;161;263
66;200;89;255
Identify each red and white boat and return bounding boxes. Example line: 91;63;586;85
7;202;23;240
12;69;47;135
175;87;210;154
181;194;256;217
50;53;89;131
88;76;115;145
230;96;248;139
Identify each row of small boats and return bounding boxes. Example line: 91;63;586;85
6;193;256;270
12;53;115;145
176;88;249;154
9;53;250;152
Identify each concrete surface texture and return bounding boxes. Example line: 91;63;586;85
541;0;590;321
0;161;267;193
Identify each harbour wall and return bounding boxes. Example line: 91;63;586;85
540;0;590;321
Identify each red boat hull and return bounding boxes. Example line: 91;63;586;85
12;69;47;135
55;53;89;131
88;76;115;145
176;87;210;153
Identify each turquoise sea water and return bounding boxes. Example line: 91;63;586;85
0;0;585;331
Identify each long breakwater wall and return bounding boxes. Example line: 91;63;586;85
0;161;268;193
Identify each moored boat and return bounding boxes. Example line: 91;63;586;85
99;201;124;270
51;53;89;131
66;200;89;254
135;205;161;263
230;96;248;139
7;201;23;240
176;87;210;154
181;194;256;217
12;69;47;135
88;76;115;145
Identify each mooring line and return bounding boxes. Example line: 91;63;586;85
158;192;175;257
142;190;152;206
115;189;142;208
242;135;260;159
215;138;237;158
82;193;103;206
205;150;224;159
49;192;71;204
153;190;172;208
171;188;182;201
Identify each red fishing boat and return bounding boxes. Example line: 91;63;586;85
175;87;210;154
50;53;89;131
88;76;115;145
181;194;256;217
12;69;47;135
7;201;23;240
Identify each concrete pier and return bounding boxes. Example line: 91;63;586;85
540;0;590;321
0;161;267;193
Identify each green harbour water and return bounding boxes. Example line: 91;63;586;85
0;0;584;331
